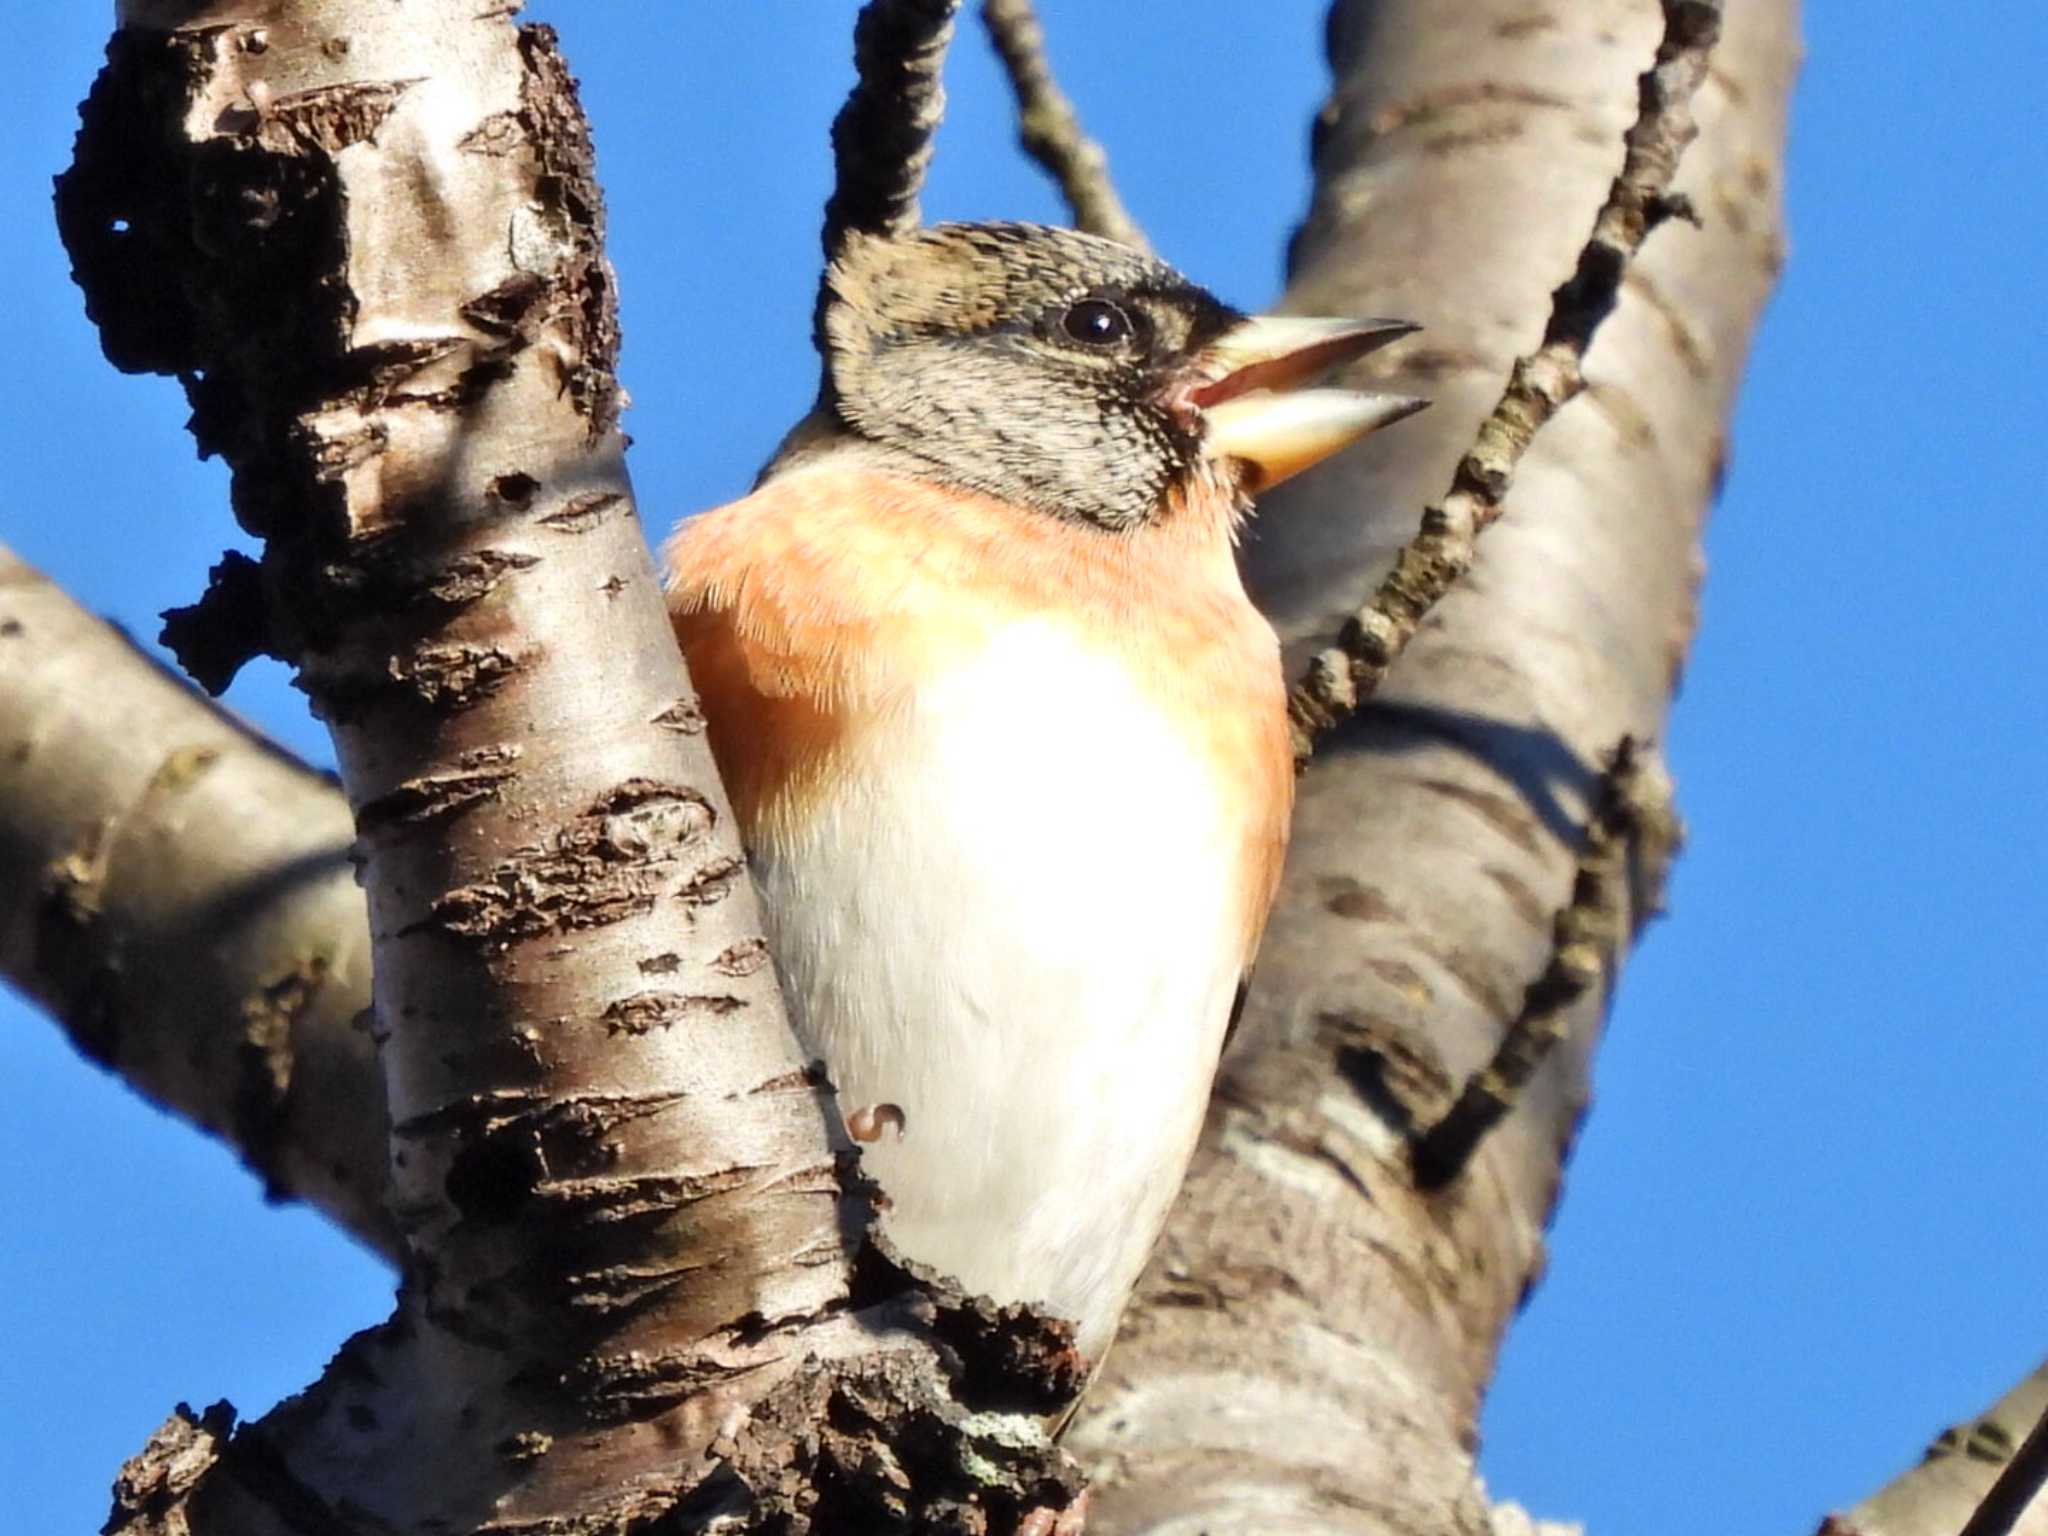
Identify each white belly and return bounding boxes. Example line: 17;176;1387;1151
753;620;1246;1362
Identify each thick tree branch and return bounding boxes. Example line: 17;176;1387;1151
57;7;1073;1532
1070;0;1793;1528
981;0;1148;250
5;0;986;1288
1287;0;1725;763
0;545;395;1259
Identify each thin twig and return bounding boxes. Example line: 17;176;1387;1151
980;0;1149;251
821;0;962;258
1957;1397;2048;1536
1287;0;1723;764
1411;738;1680;1188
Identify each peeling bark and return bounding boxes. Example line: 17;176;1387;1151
52;5;1073;1531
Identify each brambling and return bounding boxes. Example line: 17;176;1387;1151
664;221;1421;1369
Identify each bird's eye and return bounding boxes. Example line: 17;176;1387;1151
1061;298;1134;347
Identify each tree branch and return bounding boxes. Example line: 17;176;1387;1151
1286;0;1725;764
981;0;1148;250
58;7;1072;1531
1824;1364;2048;1536
1960;1405;2048;1536
1410;736;1679;1189
1071;0;1792;1525
822;0;962;257
0;545;396;1259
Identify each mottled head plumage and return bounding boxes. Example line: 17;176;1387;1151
812;222;1244;531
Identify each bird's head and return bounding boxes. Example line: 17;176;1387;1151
811;221;1424;531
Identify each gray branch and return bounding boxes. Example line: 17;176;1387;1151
1288;0;1725;761
1069;0;1793;1528
981;0;1149;250
1826;1364;2048;1536
0;546;395;1260
1411;736;1679;1188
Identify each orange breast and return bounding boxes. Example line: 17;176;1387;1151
663;461;1293;960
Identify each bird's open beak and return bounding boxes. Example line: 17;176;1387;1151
1186;315;1427;490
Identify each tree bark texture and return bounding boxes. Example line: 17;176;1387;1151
0;546;394;1260
1065;2;1794;1531
54;5;1074;1531
1823;1366;2048;1536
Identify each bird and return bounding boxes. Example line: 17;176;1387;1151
663;221;1422;1372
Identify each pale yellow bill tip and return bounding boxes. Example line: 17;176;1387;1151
1200;388;1430;489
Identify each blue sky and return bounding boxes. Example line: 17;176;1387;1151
4;5;2043;1533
